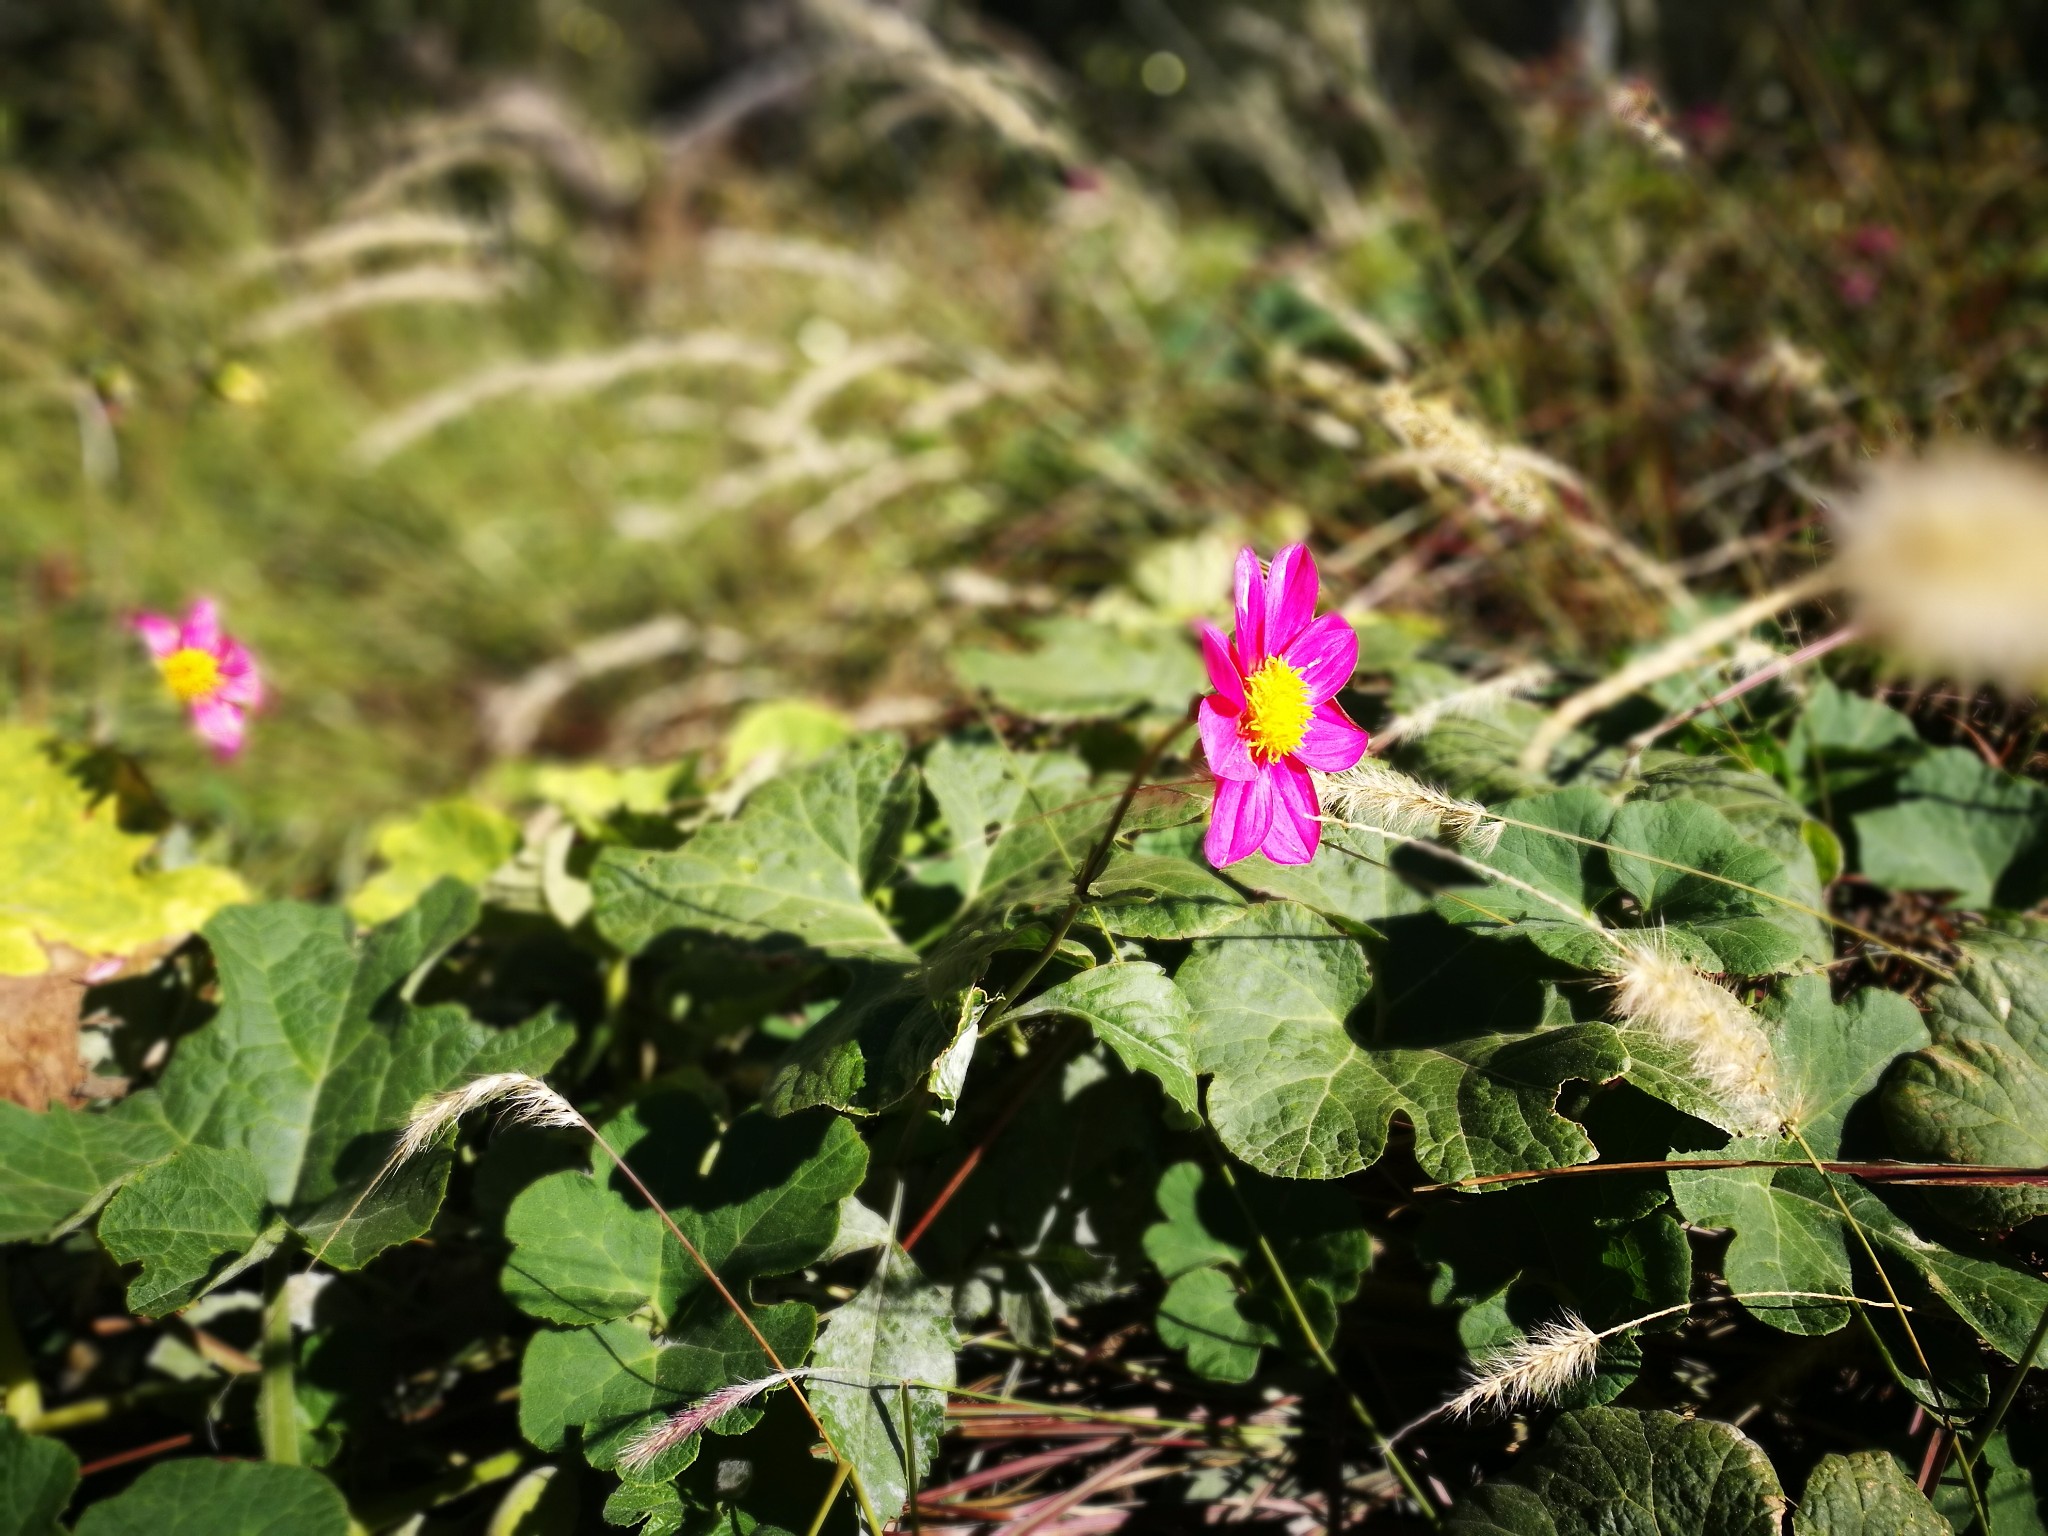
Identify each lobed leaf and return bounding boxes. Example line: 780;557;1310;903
593;736;919;962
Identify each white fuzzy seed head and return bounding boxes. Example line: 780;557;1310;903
1445;1314;1604;1420
616;1371;810;1475
1317;759;1504;855
392;1072;584;1169
1831;448;2048;693
1377;664;1552;747
1606;940;1781;1134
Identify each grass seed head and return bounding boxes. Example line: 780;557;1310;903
1832;448;2048;692
392;1072;585;1170
1445;1314;1604;1420
1607;939;1781;1134
1317;759;1504;854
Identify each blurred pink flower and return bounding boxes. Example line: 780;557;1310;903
131;599;262;758
1197;545;1369;867
1836;265;1881;307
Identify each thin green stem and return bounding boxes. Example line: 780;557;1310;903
1976;1303;2048;1453
806;1460;854;1536
979;718;1190;1036
258;1248;301;1466
1210;1146;1442;1525
1789;1129;1989;1533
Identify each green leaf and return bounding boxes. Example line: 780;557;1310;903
0;1413;78;1536
1225;824;1431;929
69;886;569;1303
1672;978;2048;1351
1606;799;1807;974
723;699;853;780
1178;904;1623;1182
1142;1160;1369;1382
952;618;1204;721
96;1143;269;1314
348;798;520;925
1932;1428;2048;1536
593;737;918;961
1434;789;1617;971
921;740;1092;905
1795;1451;1953;1536
1005;962;1198;1114
1083;852;1247;939
519;1308;816;1474
762;971;961;1118
1447;1407;1785;1536
504;1101;867;1330
72;1458;351;1536
602;1479;687;1536
1854;748;2048;909
0;727;247;977
0;1095;177;1242
810;1254;956;1533
1884;917;2048;1230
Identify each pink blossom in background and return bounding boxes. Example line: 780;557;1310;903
131;598;262;758
1197;545;1370;867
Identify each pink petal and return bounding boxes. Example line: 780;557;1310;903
1199;695;1258;781
131;612;182;660
1259;759;1322;865
1232;548;1267;670
1205;772;1275;867
1263;544;1319;656
1290;701;1371;772
1280;612;1359;704
1197;621;1245;708
189;697;246;758
214;641;264;708
180;599;223;655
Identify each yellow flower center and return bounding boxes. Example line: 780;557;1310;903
1241;656;1312;761
159;647;222;703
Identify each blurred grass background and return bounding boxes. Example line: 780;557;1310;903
2;0;2045;888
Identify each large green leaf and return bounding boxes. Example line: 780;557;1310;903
761;970;961;1118
923;740;1093;905
80;885;570;1309
71;1458;350;1536
1446;1407;1785;1536
1082;852;1248;939
1434;789;1617;971
1436;789;1808;976
0;727;246;977
1177;904;1624;1181
1224;824;1431;930
1672;980;2048;1350
593;736;918;961
96;1143;269;1314
1143;1159;1370;1382
503;1099;867;1329
1606;798;1807;974
810;1253;956;1533
0;1095;176;1243
1795;1452;1952;1536
519;1308;817;1475
1855;748;2048;909
952;618;1204;721
1005;962;1198;1114
1884;917;2048;1229
0;1413;77;1536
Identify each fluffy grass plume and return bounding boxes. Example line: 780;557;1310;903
391;1072;586;1169
1444;1314;1604;1420
1317;759;1504;854
1605;938;1781;1134
1831;447;2048;692
615;1369;818;1474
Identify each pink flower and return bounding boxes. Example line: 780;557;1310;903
1197;545;1370;867
131;599;262;758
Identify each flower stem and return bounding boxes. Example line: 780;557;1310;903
258;1248;301;1466
1209;1145;1442;1525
